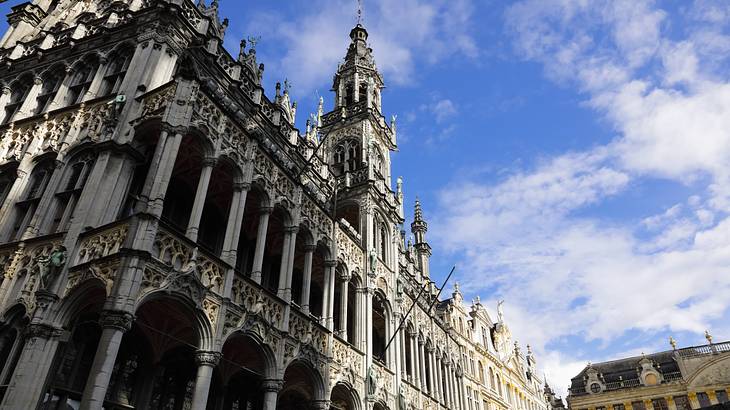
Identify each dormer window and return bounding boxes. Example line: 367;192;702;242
333;139;360;175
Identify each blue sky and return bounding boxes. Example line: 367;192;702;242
6;0;730;395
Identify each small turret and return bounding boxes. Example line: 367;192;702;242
411;199;432;277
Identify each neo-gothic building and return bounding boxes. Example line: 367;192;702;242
0;1;551;410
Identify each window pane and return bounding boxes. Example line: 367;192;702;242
697;392;711;408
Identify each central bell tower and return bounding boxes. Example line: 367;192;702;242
320;23;401;261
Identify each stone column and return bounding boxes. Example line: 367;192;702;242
311;400;331;410
221;183;249;264
666;396;677;410
435;355;442;402
300;244;315;314
411;333;420;386
262;379;283;410
441;357;451;407
323;260;337;330
79;311;134;410
400;328;407;378
0;323;63;410
338;271;350;339
251;207;272;283
277;226;296;300
428;347;436;396
190;351;221;410
419;337;427;391
144;129;184;217
186;157;215;242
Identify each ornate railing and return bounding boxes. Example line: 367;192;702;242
230;273;284;328
678;342;730;358
75;220;129;265
151;226;227;295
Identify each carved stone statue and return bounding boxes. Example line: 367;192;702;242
497;299;504;322
367;364;377;396
250;291;265;317
399;384;407;410
369;248;377;276
38;245;67;290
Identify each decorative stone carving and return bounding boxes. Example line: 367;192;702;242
194;350;221;367
100;310;134;332
76;223;128;264
202;297;219;327
65;261;118;296
140;82;177;118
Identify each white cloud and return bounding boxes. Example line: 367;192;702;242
232;0;477;96
431;99;458;123
429;0;730;392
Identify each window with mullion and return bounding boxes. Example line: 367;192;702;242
34;72;63;115
100;49;132;96
66;64;96;106
3;78;33;124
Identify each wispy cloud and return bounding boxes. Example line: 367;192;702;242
229;0;477;97
430;0;730;394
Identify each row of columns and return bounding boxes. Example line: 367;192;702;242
394;326;468;410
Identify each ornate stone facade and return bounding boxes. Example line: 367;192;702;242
567;339;730;410
0;1;550;410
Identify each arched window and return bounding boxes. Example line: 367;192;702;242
10;160;54;240
379;220;387;260
0;164;18;210
333;139;360;175
48;152;95;233
372;292;388;365
373;148;385;177
344;83;354;106
66;58;98;105
3;76;33;124
34;69;64;115
479;361;485;384
359;82;368;102
496;374;502;396
100;46;133;96
489;367;496;389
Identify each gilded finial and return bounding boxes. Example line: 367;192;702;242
705;330;713;344
669;336;677;350
357;0;363;25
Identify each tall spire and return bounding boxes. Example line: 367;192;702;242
411;199;432;277
357;0;363;25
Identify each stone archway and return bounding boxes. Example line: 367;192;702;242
211;332;276;410
330;382;360;410
277;360;324;410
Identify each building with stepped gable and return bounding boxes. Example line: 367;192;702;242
567;337;730;410
0;1;553;409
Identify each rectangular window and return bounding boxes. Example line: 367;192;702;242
632;401;647;410
673;396;691;410
613;403;625;410
652;398;668;410
697;393;711;408
716;391;729;404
